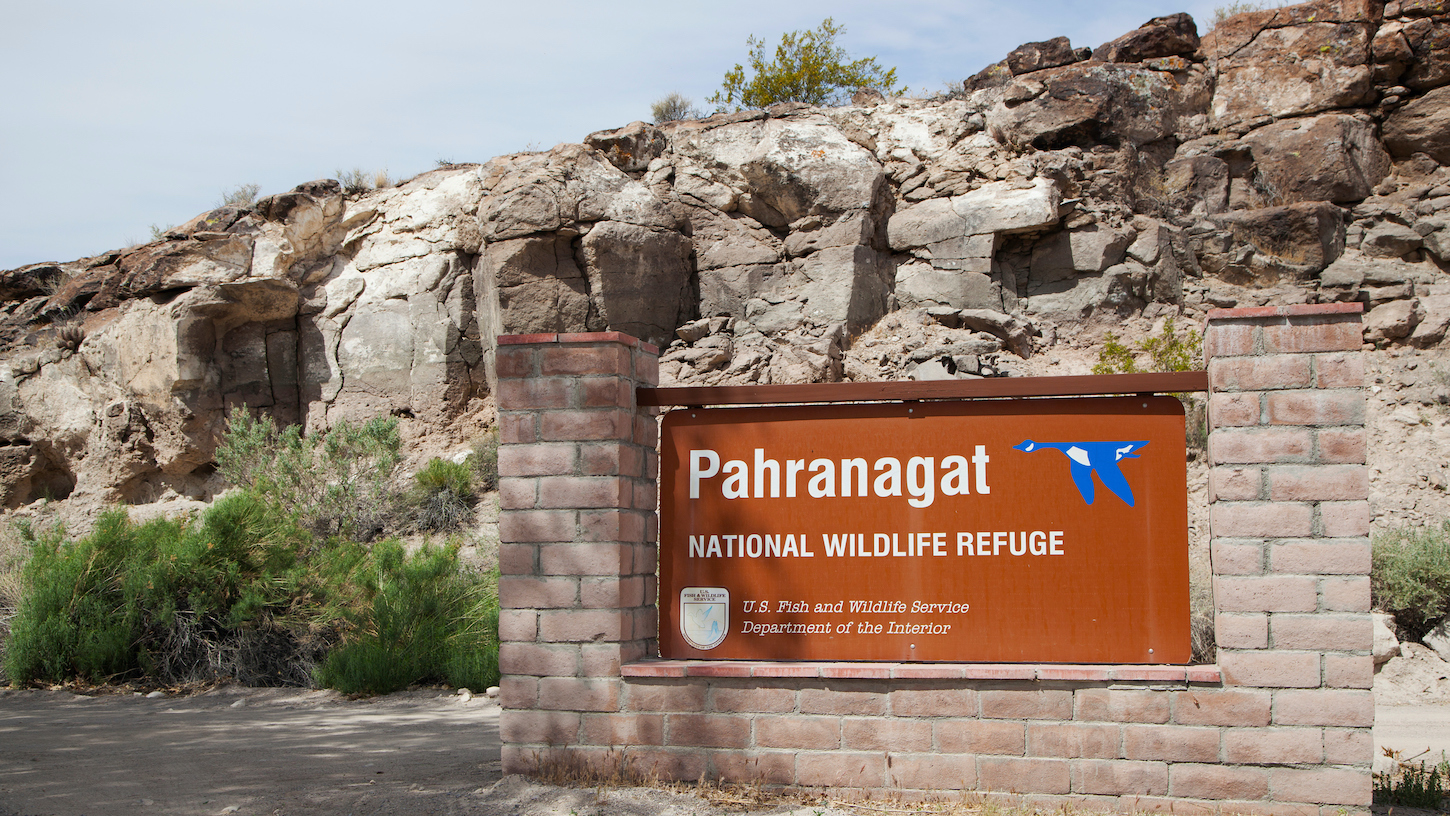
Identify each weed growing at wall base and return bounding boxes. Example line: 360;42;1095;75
1375;748;1449;808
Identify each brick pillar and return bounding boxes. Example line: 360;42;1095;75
494;332;660;775
1204;303;1373;808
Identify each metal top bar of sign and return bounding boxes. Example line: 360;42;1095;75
638;371;1209;408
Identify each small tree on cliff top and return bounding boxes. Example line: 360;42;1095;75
708;18;903;111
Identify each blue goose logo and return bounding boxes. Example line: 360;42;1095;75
1013;439;1150;506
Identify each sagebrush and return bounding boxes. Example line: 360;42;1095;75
1211;2;1292;29
220;183;261;208
336;168;393;195
216;408;401;541
407;458;477;533
1372;520;1450;641
651;92;700;123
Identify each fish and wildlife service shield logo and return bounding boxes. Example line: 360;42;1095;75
680;587;729;650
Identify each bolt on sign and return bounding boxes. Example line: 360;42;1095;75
659;396;1190;663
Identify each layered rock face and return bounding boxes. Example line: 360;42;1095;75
2;0;1448;508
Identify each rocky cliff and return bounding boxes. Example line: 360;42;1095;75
1;0;1447;517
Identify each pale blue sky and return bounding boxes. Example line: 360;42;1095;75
2;1;1224;270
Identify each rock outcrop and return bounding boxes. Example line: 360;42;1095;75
2;0;1449;511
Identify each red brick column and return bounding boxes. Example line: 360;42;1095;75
1204;303;1372;808
493;332;659;775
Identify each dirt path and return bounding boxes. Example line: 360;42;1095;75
0;687;503;816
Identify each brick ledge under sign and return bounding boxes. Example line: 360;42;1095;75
622;660;1222;683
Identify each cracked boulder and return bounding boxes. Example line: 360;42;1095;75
988;61;1212;150
1204;0;1378;128
1242;114;1391;204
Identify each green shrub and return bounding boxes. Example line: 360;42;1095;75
5;412;499;693
1373;521;1450;641
1375;750;1449;808
314;540;498;694
1093;318;1202;376
472;430;500;492
408;458;477;533
3;494;316;686
1093;318;1206;457
709;18;903;111
215;408;401;541
3;492;499;693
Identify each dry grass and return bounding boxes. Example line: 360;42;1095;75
0;521;31;685
337;168;396;195
525;748;1198;815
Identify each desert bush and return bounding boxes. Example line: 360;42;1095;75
3;492;499;693
335;168;393;194
337;168;370;194
1211;1;1291;29
1093;318;1207;457
314;539;498;694
709;18;903;110
407;458;477;533
472;430;500;492
3;494;318;686
1372;521;1450;641
651;92;700;123
220;183;261;208
1093;318;1202;376
215;408;401;541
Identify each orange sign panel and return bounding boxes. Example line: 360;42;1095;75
659;396;1190;664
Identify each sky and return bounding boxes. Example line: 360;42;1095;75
2;0;1227;271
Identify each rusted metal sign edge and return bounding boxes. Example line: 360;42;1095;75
639;371;1208;407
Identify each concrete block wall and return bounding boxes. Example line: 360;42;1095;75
494;331;660;776
496;306;1373;814
1202;302;1374;807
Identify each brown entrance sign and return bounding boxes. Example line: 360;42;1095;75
659;396;1190;663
